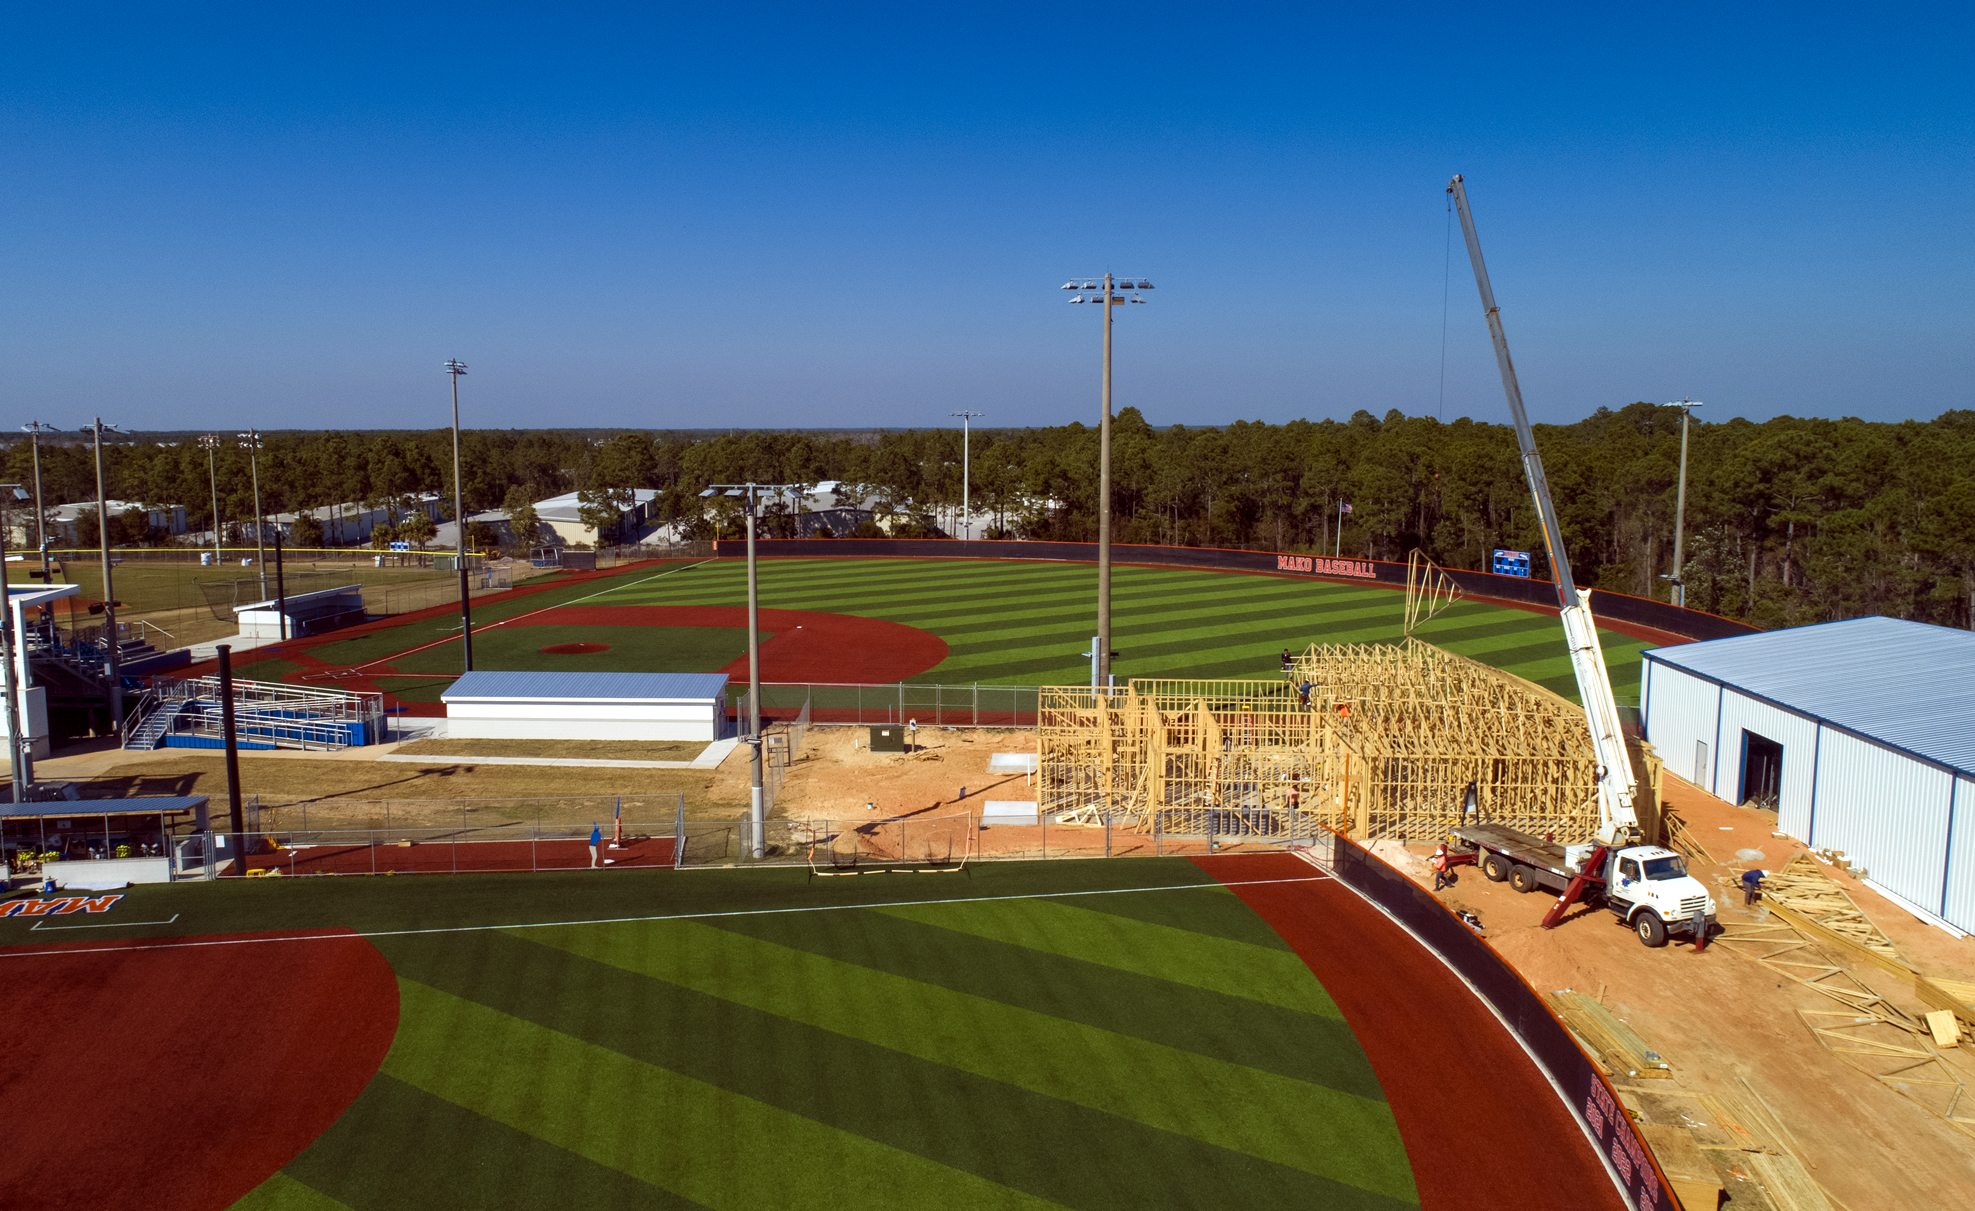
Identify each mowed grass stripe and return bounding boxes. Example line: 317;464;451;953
1057;883;1303;946
870;897;1340;1017
698;907;1378;1096
270;1071;703;1211
385;979;1059;1211
230;1172;355;1211
530;918;1415;1200
381;929;1403;1210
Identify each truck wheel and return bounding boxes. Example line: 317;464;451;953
1634;911;1668;948
1482;853;1511;882
1508;865;1539;894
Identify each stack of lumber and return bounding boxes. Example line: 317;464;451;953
1547;991;1672;1079
1760;854;1903;964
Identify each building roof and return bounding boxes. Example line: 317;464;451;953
0;795;208;820
442;671;729;703
1643;616;1975;776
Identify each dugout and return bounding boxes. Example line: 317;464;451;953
236;585;368;638
0;796;211;887
442;671;730;742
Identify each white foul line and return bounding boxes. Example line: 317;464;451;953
0;873;1331;960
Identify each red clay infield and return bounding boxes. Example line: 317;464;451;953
1192;852;1626;1211
0;928;398;1210
512;605;947;684
540;641;611;654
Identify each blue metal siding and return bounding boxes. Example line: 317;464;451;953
1643;616;1975;777
1809;727;1955;913
442;671;729;703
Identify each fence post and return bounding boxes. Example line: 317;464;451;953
1154;807;1162;857
1104;811;1111;858
972;682;978;726
370;829;377;875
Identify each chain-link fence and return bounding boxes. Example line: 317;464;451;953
728;682;1039;727
675;806;1309;869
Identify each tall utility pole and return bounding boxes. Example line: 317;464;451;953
20;423;55;593
446;359;474;671
1666;399;1704;609
198;434;224;567
1;483;33;801
701;481;801;860
1060;274;1153;688
84;419;124;736
239;430;267;598
950;411;983;540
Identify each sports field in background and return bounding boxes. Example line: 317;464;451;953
237;556;1651;705
0;853;1622;1211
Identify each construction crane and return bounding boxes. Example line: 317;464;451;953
1445;173;1638;846
1440;175;1716;947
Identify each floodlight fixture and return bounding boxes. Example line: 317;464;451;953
445;358;468;376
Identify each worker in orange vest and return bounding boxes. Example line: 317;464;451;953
1432;843;1453;892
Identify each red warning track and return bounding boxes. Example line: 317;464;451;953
1193;852;1626;1211
0;928;399;1210
520;605;946;684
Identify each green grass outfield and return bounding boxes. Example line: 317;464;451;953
23;861;1422;1210
281;557;1647;704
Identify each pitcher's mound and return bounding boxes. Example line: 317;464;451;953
540;642;611;655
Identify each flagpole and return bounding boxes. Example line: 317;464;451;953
1335;500;1344;558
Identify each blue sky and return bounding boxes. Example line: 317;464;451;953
2;3;1968;431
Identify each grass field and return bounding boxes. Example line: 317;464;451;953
3;859;1430;1210
264;556;1650;704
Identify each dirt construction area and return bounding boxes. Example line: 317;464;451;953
1395;774;1975;1210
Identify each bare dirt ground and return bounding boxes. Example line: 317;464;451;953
391;738;708;761
769;725;1031;819
1403;774;1975;1210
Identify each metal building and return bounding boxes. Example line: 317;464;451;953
1641;616;1975;933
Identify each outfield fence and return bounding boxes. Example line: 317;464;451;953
1307;830;1678;1211
677;805;1315;869
241;822;679;876
730;682;1041;728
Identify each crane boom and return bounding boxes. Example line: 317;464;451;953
1447;174;1639;844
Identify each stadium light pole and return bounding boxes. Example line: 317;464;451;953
239;430;268;599
83;419;125;736
1664;400;1703;609
1060;274;1152;688
0;483;34;800
951;412;983;540
701;481;802;859
446;359;474;672
198;434;224;568
21;422;56;592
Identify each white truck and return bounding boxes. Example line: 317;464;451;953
1442;175;1717;951
1448;823;1716;947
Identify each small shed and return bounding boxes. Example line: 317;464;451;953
441;671;729;742
1641;616;1975;932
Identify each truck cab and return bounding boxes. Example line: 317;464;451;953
1600;845;1714;947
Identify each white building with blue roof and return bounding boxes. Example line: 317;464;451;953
441;671;729;742
1641;615;1975;933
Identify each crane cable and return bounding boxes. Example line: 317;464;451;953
1437;196;1453;422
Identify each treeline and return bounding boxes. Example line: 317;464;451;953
6;403;1973;629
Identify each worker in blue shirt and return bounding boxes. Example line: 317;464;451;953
590;823;603;868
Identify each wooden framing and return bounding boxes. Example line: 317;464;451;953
1037;638;1606;844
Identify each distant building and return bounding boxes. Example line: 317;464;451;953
20;501;190;547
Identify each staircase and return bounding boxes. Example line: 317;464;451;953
122;702;178;750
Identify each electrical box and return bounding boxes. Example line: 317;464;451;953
869;725;906;753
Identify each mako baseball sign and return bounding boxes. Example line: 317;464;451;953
0;894;125;918
1276;554;1377;579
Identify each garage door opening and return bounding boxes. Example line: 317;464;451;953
1740;729;1783;810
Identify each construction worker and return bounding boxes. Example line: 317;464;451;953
1431;843;1453;892
1741;868;1767;905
